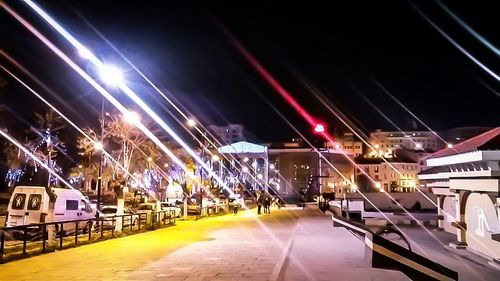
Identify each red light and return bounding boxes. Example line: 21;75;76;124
314;123;325;133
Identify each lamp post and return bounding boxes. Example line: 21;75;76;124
96;98;105;216
96;64;123;215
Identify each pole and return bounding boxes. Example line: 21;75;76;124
96;97;104;217
318;152;322;195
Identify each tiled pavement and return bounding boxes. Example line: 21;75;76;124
0;207;435;281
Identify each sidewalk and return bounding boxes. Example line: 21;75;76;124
0;206;418;281
0;207;299;281
281;208;409;281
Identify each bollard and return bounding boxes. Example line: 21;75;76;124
0;230;4;263
41;224;46;252
129;215;133;232
23;227;27;255
74;221;78;246
59;223;63;249
111;217;115;237
100;220;104;239
88;220;92;242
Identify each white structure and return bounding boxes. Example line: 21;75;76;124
218;141;269;191
356;158;420;192
326;132;363;157
207;124;245;144
419;127;500;262
369;130;442;153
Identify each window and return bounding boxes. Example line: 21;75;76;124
374;166;379;173
66;200;79;210
27;194;42;211
375;175;379;180
11;193;26;210
391;173;395;179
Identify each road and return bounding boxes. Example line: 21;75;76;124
0;206;496;280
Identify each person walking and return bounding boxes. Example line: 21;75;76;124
264;195;271;214
233;199;240;215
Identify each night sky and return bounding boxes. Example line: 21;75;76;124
0;0;498;143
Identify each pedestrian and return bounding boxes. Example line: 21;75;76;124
257;193;262;215
264;195;271;214
233;199;240;214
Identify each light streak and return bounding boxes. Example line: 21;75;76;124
372;79;454;149
0;129;73;189
0;64;140;185
436;0;499;56
217;22;317;127
0;1;193;181
409;0;500;82
21;0;234;196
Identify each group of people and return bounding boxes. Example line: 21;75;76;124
257;193;276;215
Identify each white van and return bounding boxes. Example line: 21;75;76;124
6;186;94;228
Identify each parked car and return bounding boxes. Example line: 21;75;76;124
97;206;139;230
160;202;181;218
174;200;201;215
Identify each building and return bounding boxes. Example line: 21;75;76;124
326;132;363;157
268;140;354;198
207;124;245;144
418;127;500;262
356;156;421;193
369;130;442;154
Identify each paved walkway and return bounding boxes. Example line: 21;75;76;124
0;206;410;280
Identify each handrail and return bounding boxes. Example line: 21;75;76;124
332;214;458;281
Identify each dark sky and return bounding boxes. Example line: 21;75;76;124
0;0;498;143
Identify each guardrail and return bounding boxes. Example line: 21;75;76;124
0;210;175;263
332;214;458;281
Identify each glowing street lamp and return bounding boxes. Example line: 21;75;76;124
123;110;141;125
94;142;103;151
211;155;220;162
186;118;196;127
314;123;325;133
375;182;382;189
78;46;92;59
257;174;263;180
269;163;275;170
147;157;153;162
242;166;249;173
447;143;453;148
243;157;249;162
98;64;123;86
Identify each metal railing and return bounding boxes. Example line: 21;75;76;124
0;210;175;263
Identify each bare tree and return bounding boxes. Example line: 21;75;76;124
2;142;25;190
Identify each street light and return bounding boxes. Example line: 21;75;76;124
78;46;92;59
186;118;196;127
94;142;103;151
98;64;123;86
242;166;249;173
243;157;249;162
123;110;141;125
147;157;153;162
257;174;263;180
211;155;220;162
447;143;453;148
314;123;325;133
269;164;275;170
